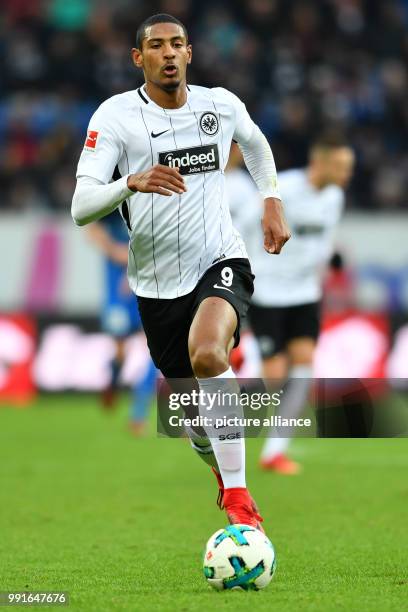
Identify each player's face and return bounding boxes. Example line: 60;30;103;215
132;23;192;91
320;148;355;188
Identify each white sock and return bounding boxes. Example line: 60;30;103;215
261;436;290;459
262;364;313;460
184;423;219;470
197;366;246;489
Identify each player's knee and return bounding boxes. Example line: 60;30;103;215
290;350;315;366
190;342;229;378
287;339;316;366
263;355;288;380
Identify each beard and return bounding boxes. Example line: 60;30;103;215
160;78;181;92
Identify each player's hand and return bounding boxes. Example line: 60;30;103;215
127;164;187;196
262;197;291;254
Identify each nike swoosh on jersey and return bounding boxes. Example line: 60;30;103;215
213;284;234;294
151;129;170;138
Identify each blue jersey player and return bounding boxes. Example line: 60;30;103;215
87;211;156;434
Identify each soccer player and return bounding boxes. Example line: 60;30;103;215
86;211;156;434
71;13;290;528
227;137;355;474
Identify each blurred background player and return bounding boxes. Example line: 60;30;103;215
227;136;355;473
87;209;156;435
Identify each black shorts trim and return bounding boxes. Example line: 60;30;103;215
137;258;254;377
248;301;321;359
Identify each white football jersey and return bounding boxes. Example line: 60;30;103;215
226;168;344;306
76;85;251;298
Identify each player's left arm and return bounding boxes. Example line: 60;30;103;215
319;191;345;265
239;128;291;255
221;89;291;254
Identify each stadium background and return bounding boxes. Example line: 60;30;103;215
1;0;407;399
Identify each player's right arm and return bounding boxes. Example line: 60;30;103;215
72;168;186;227
71;102;186;226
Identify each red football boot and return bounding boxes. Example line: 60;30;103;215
260;453;301;475
223;487;264;531
212;467;225;509
211;468;264;531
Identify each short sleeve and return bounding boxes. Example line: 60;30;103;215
213;88;257;144
76;101;123;184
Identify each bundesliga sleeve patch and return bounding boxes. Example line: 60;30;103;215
84;130;99;150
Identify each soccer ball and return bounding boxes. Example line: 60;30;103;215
203;524;276;591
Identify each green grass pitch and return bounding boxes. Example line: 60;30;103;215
0;395;407;611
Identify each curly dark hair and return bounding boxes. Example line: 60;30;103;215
135;13;188;50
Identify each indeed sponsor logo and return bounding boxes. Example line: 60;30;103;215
159;144;220;176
